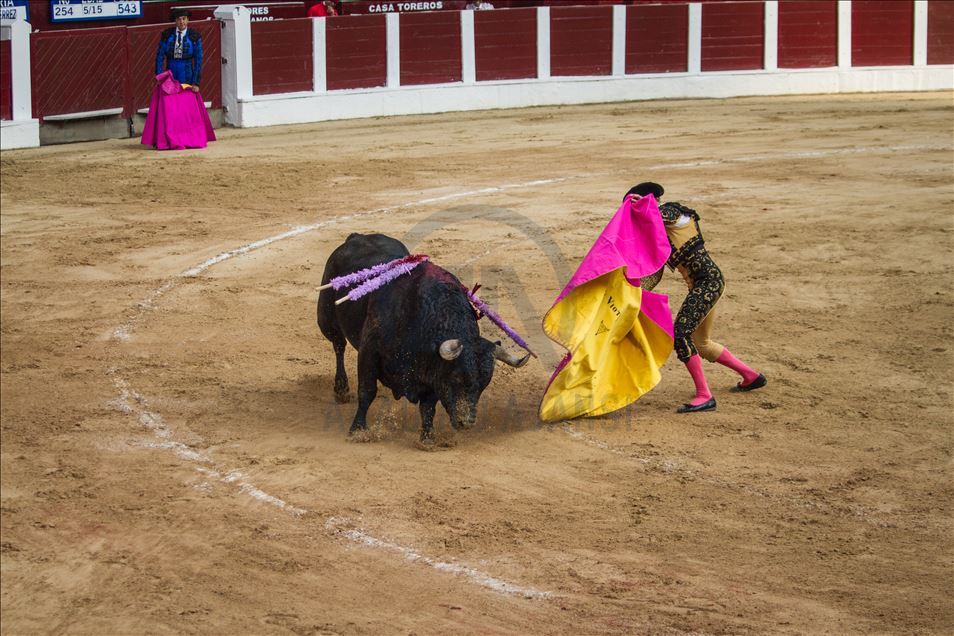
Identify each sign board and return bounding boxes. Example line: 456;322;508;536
49;1;143;23
0;0;29;21
340;1;468;15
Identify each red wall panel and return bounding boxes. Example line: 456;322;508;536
626;3;688;74
1;40;11;121
30;27;127;119
129;21;221;113
852;0;913;66
927;0;954;65
550;6;613;76
129;25;165;115
701;2;764;71
778;1;837;68
474;8;537;81
326;15;387;91
400;11;462;86
400;11;463;86
252;18;313;96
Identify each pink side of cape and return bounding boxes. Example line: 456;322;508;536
141;70;216;151
640;289;674;340
551;195;674;338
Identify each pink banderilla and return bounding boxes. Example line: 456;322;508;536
331;255;429;305
465;288;537;358
319;254;429;293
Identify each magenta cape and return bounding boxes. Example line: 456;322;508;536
539;196;674;421
141;70;216;151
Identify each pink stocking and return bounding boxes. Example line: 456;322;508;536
684;355;712;406
715;348;760;385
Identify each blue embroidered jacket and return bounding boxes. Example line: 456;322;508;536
155;27;203;85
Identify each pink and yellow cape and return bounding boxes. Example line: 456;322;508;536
539;195;674;421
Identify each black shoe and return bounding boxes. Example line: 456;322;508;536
677;397;716;413
735;374;767;392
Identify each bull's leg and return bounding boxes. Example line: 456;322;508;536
317;292;351;403
331;338;351;403
419;398;437;443
349;349;378;434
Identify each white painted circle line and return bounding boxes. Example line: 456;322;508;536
111;175;592;342
108;138;932;591
109;371;553;598
325;517;551;599
106;175;590;600
179;177;588;280
109;372;307;515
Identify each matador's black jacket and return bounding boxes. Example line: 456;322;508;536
641;202;726;362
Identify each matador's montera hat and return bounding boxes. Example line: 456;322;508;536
626;182;665;200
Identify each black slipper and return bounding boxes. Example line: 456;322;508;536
735;374;767;392
677;397;716;413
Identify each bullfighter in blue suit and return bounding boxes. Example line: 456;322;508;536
155;8;203;92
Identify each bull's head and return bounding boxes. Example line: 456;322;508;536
436;337;529;430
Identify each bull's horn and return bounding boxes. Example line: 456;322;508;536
495;345;530;368
439;339;463;361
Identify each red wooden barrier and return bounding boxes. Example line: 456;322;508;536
778;1;836;68
1;40;11;120
186;21;221;109
701;1;763;71
474;7;537;81
129;25;166;114
550;6;613;76
400;11;462;85
30;27;127;119
326;14;387;90
129;21;221;113
627;3;689;74
852;0;913;66
252;18;313;95
29;23;221;121
927;1;954;65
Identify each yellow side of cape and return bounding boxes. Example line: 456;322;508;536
539;268;673;422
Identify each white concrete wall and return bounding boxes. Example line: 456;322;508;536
224;3;953;129
214;5;254;126
235;66;954;128
0;18;39;150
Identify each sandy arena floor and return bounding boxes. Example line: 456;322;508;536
1;92;952;635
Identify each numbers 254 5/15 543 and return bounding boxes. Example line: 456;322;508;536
52;2;140;19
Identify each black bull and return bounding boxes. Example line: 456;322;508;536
317;233;529;442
